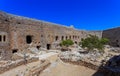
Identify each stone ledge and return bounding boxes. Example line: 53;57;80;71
25;60;51;76
60;58;99;70
0;57;39;74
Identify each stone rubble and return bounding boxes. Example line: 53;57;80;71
60;46;120;67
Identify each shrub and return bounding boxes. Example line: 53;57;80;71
100;38;109;45
60;39;74;47
80;34;109;51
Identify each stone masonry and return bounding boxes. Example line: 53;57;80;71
102;27;120;47
0;11;103;60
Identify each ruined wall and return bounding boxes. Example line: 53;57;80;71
88;31;103;38
0;12;11;60
7;13;88;51
9;18;43;51
0;11;103;59
102;27;120;47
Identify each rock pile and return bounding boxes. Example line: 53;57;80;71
60;51;103;65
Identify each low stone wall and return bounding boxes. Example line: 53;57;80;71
61;58;120;76
25;60;51;76
61;58;99;70
0;57;39;74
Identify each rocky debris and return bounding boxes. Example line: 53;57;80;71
70;45;85;52
60;51;72;60
25;60;51;76
0;61;10;66
28;47;40;54
60;51;103;64
0;57;39;74
59;46;120;76
40;47;47;51
48;50;61;53
11;53;23;61
59;47;120;68
109;47;120;53
38;51;47;55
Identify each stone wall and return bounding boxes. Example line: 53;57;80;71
0;11;102;60
102;27;120;47
25;60;50;76
60;58;99;70
0;11;11;60
0;57;39;74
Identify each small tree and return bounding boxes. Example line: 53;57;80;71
80;35;109;51
61;39;74;47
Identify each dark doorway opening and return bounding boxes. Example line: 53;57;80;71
61;36;64;40
66;36;68;40
116;40;119;42
75;41;77;44
117;45;120;47
26;35;32;44
116;40;119;47
12;49;18;53
55;36;58;41
47;44;51;50
0;35;2;42
3;35;6;42
36;45;41;50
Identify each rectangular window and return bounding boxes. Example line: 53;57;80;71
0;35;1;42
61;36;64;40
55;36;58;41
26;35;32;44
3;35;6;42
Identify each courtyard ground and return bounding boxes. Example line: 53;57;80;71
0;52;58;76
39;53;96;76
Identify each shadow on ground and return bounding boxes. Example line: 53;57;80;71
92;55;120;76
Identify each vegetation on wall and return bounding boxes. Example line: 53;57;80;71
80;34;109;51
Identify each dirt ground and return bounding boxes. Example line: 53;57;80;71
0;52;58;76
40;55;96;76
0;52;98;76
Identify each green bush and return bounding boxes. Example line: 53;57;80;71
60;39;74;47
100;38;109;44
80;34;109;51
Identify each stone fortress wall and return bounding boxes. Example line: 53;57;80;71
0;11;102;60
102;27;120;47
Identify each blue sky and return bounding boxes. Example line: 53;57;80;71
0;0;120;30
